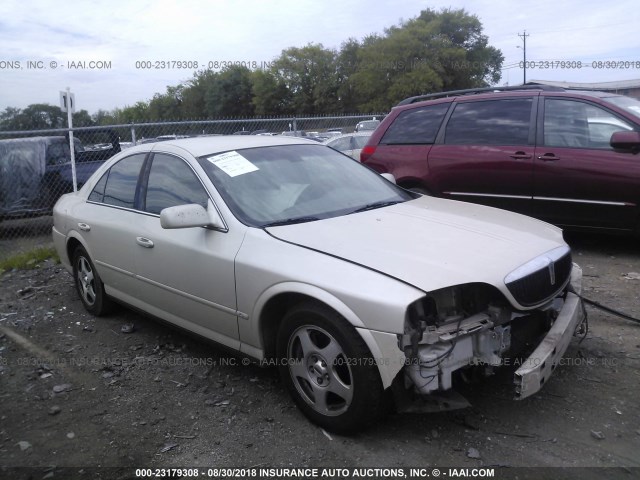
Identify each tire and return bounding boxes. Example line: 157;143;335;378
276;302;386;433
72;245;112;316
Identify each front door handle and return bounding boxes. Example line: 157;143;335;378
136;237;154;248
510;151;532;160
537;153;561;161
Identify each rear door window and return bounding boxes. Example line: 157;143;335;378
90;154;145;208
444;98;533;145
381;103;449;144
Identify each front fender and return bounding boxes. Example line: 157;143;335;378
253;281;366;329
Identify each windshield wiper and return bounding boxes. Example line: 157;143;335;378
352;200;403;213
262;216;320;228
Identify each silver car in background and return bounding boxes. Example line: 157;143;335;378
52;136;584;433
323;132;372;160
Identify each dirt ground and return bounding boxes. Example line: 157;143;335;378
0;232;639;479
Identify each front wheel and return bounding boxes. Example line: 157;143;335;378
277;302;386;433
72;245;112;315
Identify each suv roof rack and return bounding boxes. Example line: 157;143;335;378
397;85;566;106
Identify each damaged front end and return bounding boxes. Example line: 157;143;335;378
397;246;585;409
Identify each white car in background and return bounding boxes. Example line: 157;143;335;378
52;136;584;433
323;132;372;160
355;119;381;132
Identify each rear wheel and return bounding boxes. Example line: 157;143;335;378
72;245;112;315
277;302;386;433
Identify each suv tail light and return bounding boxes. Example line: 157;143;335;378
360;145;377;163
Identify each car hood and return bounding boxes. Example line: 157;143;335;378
266;196;565;297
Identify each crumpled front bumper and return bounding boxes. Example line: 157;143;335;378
514;264;584;399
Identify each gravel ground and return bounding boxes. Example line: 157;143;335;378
0;232;639;480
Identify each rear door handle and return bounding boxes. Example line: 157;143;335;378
537;153;561;161
136;237;154;248
510;151;532;160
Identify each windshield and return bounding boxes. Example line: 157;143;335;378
198;144;412;227
604;95;640;123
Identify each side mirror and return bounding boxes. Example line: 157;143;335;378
610;131;640;153
160;199;225;230
381;173;396;184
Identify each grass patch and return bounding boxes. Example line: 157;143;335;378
0;246;59;274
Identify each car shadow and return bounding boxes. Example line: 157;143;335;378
563;231;639;258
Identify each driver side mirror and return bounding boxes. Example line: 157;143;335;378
611;131;640;153
380;173;396;184
160;199;226;230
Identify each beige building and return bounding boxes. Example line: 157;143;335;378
527;79;640;100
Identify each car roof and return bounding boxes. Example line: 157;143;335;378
140;134;316;157
397;86;627;107
0;135;67;145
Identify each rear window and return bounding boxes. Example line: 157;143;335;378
445;98;532;145
46;142;70;165
381;103;449;144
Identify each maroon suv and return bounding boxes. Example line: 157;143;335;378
361;86;640;234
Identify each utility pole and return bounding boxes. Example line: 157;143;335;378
518;31;529;85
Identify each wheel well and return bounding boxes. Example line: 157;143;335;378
260;293;340;360
66;237;82;265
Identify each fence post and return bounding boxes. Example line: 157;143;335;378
63;87;78;192
130;124;137;145
293;117;297;136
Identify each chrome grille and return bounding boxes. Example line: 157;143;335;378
505;249;572;307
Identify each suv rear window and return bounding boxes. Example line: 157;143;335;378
444;98;532;145
381;103;449;144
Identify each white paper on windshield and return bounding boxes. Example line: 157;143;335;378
207;151;259;177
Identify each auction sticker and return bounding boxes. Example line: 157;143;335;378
207;151;258;177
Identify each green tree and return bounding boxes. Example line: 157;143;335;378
180;70;217;119
335;38;362;113
0;104;66;130
270;44;340;114
204;66;255;118
92;109;118;125
350;8;503;111
148;85;183;120
118;101;151;123
0;107;22;130
251;69;291;116
72;109;95;127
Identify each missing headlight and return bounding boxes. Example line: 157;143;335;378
428;283;505;327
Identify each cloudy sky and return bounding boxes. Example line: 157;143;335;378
1;0;639;114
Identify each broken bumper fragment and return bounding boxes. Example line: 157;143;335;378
514;264;584;399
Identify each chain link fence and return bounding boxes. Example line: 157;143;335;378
0;114;383;261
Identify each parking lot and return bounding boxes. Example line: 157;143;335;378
0;232;639;478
